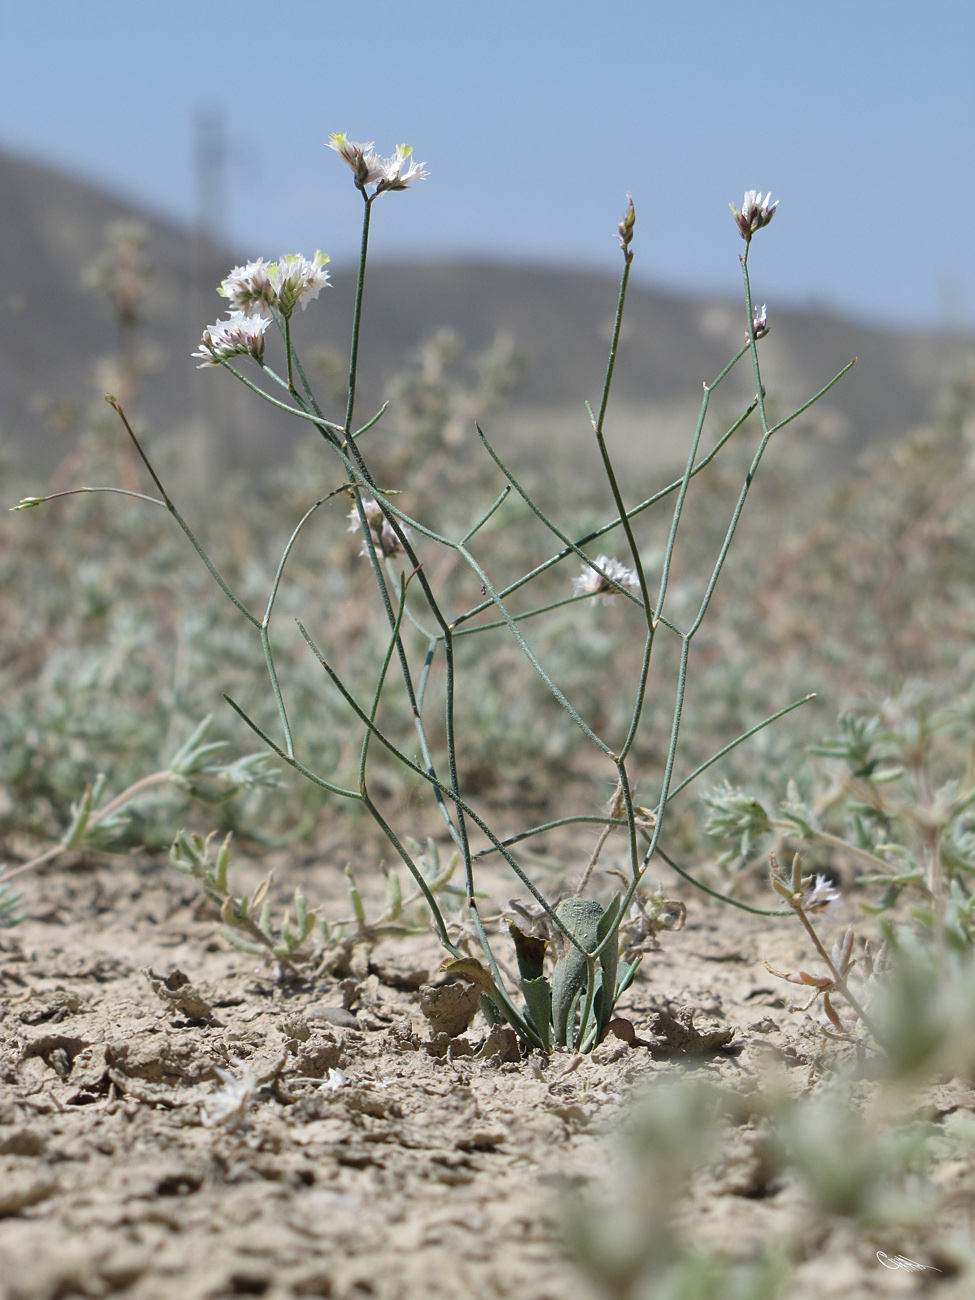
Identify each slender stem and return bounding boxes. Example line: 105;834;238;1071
687;431;773;640
472;698;818;862
12;486;165;511
767;359;857;436
778;824;895;874
344;195;373;437
338;443;615;871
353;403;389;440
594;253;630;432
285;316;295;390
791;903;877;1034
218;361;345;436
472;813;631;856
454;542;615;757
618;629;653;765
452;393;758;631
654;846;790;917
259;495;342;760
654;381;714;623
741;246;770;434
575;823;615;896
292;623;587;953
2;844;67;882
344;471;469;859
588;254;656;629
108;400;260;627
260;625;294;759
452;593;681;639
360;794;458;955
93;770;172;821
223;694;360;799
417;638;437;714
476;426;646;613
667;694;816;801
616;761;641;882
459;486;511;545
360;572;413;788
263;495;343;629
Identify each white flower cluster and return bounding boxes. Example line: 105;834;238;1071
328;133;429;193
218;250;331;320
730;190;778;241
572;555;640;604
192;311;272;367
194;251;331;366
348;498;412;559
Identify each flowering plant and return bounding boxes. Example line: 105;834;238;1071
18;149;851;1052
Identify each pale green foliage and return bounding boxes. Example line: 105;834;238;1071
567;1070;962;1299
707;685;975;911
0;870;25;928
170;828;316;965
565;1081;788;1300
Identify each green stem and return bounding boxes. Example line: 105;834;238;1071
12;486;165;511
459;486;511;545
791;901;877;1034
452;389;757;631
219;361;344;437
476;426;647;615
588;254;655;626
222;693;360;799
667;694;817;801
655;846;790;917
285;315;295;390
360;572;413;788
260;625;293;759
293;622;587;954
360;794;459;956
108;399;259;627
345;195;373;438
741;246;769;433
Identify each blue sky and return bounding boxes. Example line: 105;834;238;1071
1;1;973;328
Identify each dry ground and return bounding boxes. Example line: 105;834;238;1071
1;848;973;1300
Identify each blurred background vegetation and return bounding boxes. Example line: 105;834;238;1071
2;153;975;905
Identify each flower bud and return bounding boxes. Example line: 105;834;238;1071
617;196;636;259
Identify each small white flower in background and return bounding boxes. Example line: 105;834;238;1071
192;311;272;367
751;303;770;339
218;251;330;320
201;1066;258;1130
730;190;778;241
325;1067;350;1091
572;555;639;604
803;873;842;913
348;498;412;558
328;133;428;193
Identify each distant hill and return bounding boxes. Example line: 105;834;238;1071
2;149;972;489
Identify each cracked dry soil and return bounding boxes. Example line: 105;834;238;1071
2;851;974;1300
